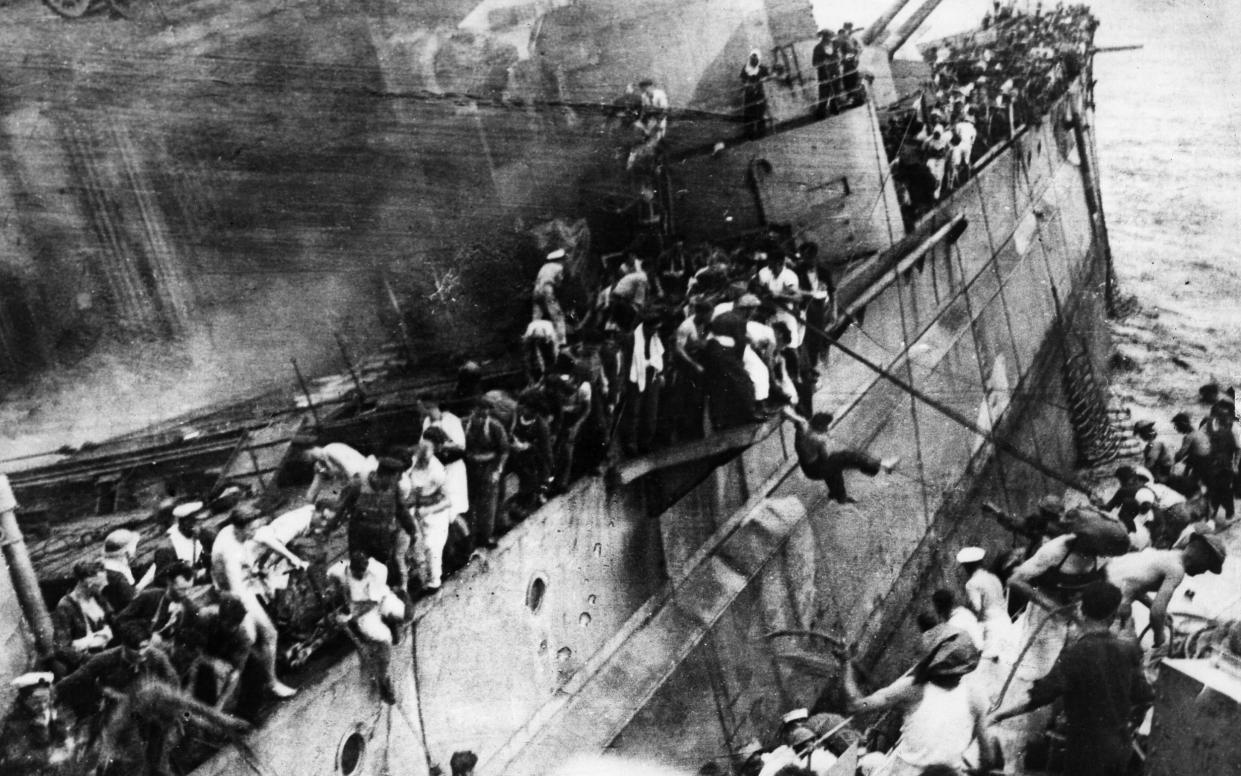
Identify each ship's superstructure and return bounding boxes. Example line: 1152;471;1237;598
0;1;1123;774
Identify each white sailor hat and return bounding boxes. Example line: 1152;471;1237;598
103;528;139;556
11;671;53;690
781;708;809;724
956;546;986;564
1132;466;1154;483
546;248;566;261
171;501;204;519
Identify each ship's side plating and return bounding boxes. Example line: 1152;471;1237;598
187;76;1113;775
497;87;1114;774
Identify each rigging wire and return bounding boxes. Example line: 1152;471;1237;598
794;306;1096;498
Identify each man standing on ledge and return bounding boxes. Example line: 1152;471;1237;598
989;581;1153;776
465;396;511;549
811;29;839;118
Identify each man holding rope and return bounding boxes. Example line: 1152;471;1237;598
989;581;1153;776
841;629;999;776
993;506;1129;769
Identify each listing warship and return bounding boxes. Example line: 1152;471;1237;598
0;0;1139;774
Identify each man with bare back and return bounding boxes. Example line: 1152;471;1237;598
1105;532;1226;651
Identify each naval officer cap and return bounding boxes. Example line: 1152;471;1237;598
172;500;204;520
104;529;139;556
956;546;986;565
11;671;53;690
781;707;809;724
546;248;566;261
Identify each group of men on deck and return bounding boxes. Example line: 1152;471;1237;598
733;481;1226;776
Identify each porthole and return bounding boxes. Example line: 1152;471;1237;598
526;575;548;613
338;732;366;775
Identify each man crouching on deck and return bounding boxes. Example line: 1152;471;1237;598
1105;532;1226;657
326;551;408;705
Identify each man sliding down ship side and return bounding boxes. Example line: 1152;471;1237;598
782;406;898;503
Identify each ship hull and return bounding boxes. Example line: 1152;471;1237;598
187;81;1114;775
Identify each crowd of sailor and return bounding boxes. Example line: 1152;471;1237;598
15;295;1241;776
527;235;835;449
708;388;1240;776
885;3;1098;225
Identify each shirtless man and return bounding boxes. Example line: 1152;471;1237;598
305;442;377;502
1105;533;1226;650
211;505;296;699
250;498;335;599
1005;509;1128;679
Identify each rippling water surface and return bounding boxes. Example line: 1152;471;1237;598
1089;0;1241;411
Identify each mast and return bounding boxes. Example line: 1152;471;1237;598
883;0;949;55
0;474;54;657
861;0;917;46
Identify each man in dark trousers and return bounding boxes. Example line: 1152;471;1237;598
811;29;839;117
989;581;1153;776
782;406;898;503
464;397;511;548
1136;419;1174;483
1202;398;1241;526
1172;411;1210;493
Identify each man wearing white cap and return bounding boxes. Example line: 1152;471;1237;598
1;672;74;774
532;248;568;348
777;707;809;742
165;501;206;566
957;546;1014;662
101;529;140;612
138;500;209;589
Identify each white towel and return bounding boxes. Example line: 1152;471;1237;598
628;324;666;391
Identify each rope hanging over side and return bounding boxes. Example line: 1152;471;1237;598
796;308;1095;498
1061;340;1121;468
